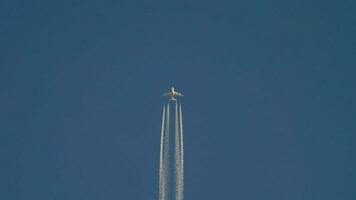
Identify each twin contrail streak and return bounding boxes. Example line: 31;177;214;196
159;105;166;200
178;102;184;200
175;102;180;199
164;103;170;200
159;101;184;200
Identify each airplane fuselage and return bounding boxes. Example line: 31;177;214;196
164;87;183;100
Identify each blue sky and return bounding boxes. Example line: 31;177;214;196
1;0;355;199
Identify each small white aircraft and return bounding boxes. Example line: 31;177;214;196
163;87;183;100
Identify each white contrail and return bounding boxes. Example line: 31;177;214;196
163;103;170;200
178;102;184;200
159;105;166;200
175;101;181;200
158;101;184;200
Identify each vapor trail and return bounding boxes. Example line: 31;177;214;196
175;101;181;200
178;102;184;200
163;103;170;200
158;101;184;200
159;105;166;200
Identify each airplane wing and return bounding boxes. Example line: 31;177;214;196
163;92;171;96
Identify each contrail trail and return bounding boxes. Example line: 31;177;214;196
159;105;166;200
163;103;170;200
178;102;184;200
175;101;181;200
158;100;184;200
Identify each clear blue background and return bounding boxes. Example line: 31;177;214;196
1;0;355;199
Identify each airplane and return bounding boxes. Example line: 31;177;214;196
163;87;183;100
